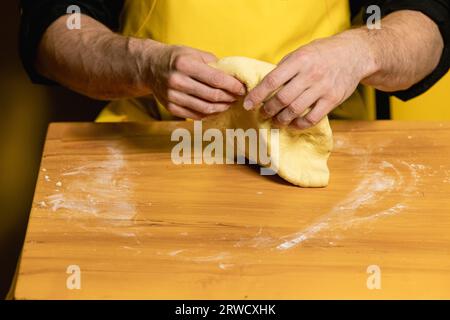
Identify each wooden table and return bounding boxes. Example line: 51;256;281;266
14;121;450;299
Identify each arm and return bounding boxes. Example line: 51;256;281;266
35;15;245;119
245;10;445;129
361;10;444;92
35;14;155;100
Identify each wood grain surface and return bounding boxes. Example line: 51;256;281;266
14;121;450;299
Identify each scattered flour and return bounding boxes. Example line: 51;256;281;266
276;138;427;251
121;246;142;256
43;145;137;223
168;249;185;257
191;252;231;262
218;263;234;270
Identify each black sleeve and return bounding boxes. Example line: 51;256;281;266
364;0;450;101
19;0;124;84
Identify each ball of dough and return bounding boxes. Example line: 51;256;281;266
207;56;333;187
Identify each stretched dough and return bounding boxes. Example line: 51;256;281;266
207;57;333;187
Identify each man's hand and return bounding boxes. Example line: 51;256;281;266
244;11;444;130
147;45;246;119
36;15;245;119
243;31;378;129
37;12;442;123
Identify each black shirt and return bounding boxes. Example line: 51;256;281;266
19;0;450;101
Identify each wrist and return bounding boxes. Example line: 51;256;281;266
337;28;381;81
128;38;166;93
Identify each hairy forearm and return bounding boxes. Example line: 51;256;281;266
359;10;444;92
36;14;160;100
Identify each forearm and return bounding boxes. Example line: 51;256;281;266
36;14;159;100
359;10;444;92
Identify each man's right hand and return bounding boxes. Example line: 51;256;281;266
36;15;246;119
147;44;246;119
36;15;245;119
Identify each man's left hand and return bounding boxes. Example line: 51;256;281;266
244;30;378;129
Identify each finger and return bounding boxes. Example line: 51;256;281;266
244;62;298;110
260;75;309;119
185;60;246;96
289;98;333;130
166;102;206;120
274;88;322;126
198;51;218;64
168;89;231;115
169;73;237;103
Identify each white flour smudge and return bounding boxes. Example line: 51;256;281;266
191;252;230;262
121;246;142;256
218;263;234;270
43;146;136;222
444;170;450;184
166;249;231;263
168;249;185;257
46;193;98;214
234;227;277;249
234;235;276;248
277;137;427;251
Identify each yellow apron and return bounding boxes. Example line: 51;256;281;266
97;0;371;122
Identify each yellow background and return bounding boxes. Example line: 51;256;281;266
0;1;449;299
391;73;450;120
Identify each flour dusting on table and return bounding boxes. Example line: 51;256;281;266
39;145;137;223
277;137;427;251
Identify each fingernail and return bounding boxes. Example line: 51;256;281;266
276;115;288;126
292;118;309;130
243;99;253;110
239;87;246;96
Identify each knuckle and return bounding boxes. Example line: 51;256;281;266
166;89;177;102
276;109;295;125
210;73;224;87
289;100;304;113
204;105;217;114
264;74;279;90
173;55;189;71
308;65;325;81
201;51;217;62
210;90;222;102
275;92;291;106
286;106;299;117
167;73;182;89
293;50;312;65
166;103;178;115
248;90;262;104
326;91;341;105
320;82;332;93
